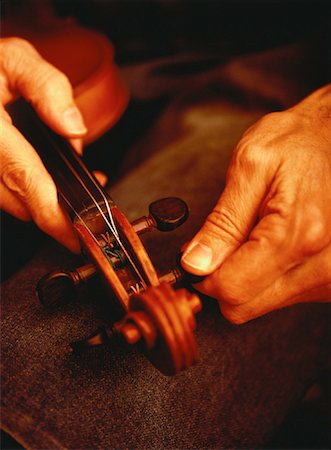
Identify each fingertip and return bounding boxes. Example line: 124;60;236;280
181;242;214;275
64;234;81;254
43;210;81;254
93;171;108;187
62;105;87;137
41;214;81;254
69;138;83;155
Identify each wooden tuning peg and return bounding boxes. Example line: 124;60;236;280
131;197;189;234
37;264;96;308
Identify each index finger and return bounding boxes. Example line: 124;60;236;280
0;119;80;252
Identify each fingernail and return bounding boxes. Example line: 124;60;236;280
62;106;87;135
182;242;213;271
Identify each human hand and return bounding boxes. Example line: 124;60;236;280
181;84;331;323
0;37;87;252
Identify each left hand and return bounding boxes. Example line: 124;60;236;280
0;37;87;252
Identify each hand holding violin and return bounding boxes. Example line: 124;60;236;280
182;84;331;323
0;37;86;252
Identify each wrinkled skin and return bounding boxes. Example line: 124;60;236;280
182;84;331;323
0;37;87;252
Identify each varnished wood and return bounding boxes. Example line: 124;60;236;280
112;206;160;288
127;284;201;375
74;222;130;310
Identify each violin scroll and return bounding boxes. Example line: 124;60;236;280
71;283;202;376
37;195;202;375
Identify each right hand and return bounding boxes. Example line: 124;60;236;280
0;37;88;252
181;84;331;323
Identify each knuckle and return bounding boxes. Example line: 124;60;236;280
0;37;38;71
1;161;34;198
33;68;72;100
231;111;283;174
1;160;57;228
204;206;245;245
304;220;330;251
252;111;285;134
301;225;329;254
294;213;330;257
0;37;73;106
0;37;36;55
232;142;262;173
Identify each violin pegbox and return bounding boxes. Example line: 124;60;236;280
37;197;202;375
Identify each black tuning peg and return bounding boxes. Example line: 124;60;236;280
149;197;189;231
131;197;189;234
37;264;96;308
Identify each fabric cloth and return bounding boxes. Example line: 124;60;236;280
1;42;330;449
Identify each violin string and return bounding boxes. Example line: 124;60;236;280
61;155;147;288
37;123;118;237
61;191;148;294
60;172;147;290
72;154;119;239
60;192;102;246
46;134;148;289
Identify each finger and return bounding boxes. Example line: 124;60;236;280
1;38;87;138
0;120;80;253
0;104;13;123
93;170;108;187
181;142;274;275
197;217;331;322
218;242;331;324
69;138;83;155
196;197;330;302
0;184;31;221
220;280;331;324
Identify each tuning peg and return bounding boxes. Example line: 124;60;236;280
37;264;96;308
131;197;189;234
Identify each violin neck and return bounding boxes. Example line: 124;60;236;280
7;99;111;221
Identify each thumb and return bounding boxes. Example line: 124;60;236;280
1;38;87;138
181;150;269;275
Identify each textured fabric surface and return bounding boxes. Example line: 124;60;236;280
1;42;330;449
2;247;330;449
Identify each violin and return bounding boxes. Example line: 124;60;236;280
8;96;202;376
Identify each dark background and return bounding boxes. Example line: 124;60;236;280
3;0;330;62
